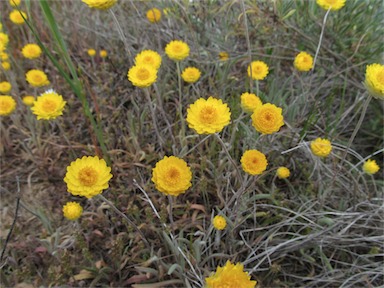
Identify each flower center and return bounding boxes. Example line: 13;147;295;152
144;56;153;64
376;70;384;85
0;101;10;111
172;44;182;53
252;158;258;164
136;68;150;80
78;167;98;186
42;100;57;113
166;167;180;184
264;112;273;122
253;65;262;73
33;75;43;82
302;56;309;63
199;106;217;124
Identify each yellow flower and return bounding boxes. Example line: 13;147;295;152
247;60;269;80
25;69;50;87
9;10;27;25
87;49;96;57
205;261;257;288
186;97;231;134
364;63;384;100
0;95;17;116
82;0;117;10
241;149;268;175
0;81;12;94
99;49;108;58
251;103;284;134
240;92;262;113
165;40;190;61
135;50;162;70
31;90;66;120
181;67;201;83
62;202;83;221
213;215;227;230
316;0;346;11
0;52;9;61
219;52;229;61
1;62;11;71
151;156;192;196
276;167;290;179
21;43;42;59
363;159;380;175
22;95;35;106
64;156;113;199
294;52;313;72
310;138;332;157
0;33;9;48
146;8;161;23
10;0;21;7
127;65;157;88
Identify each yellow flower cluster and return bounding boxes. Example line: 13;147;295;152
181;67;201;83
186;97;231;134
31;90;66;120
62;202;83;221
165;40;190;61
146;8;162;23
82;0;117;10
365;63;384;100
128;50;162;88
151;156;192;196
206;261;257;288
294;52;314;72
241;150;268;175
212;215;227;230
0;95;17;116
64;156;113;199
22;43;42;59
0;32;11;70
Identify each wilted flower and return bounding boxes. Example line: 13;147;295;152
241;149;268;175
151;156;192;196
186;97;231;134
64;156;113;199
247;60;269;80
181;67;201;83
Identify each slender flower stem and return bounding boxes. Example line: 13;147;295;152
109;9;132;62
176;61;186;146
144;88;164;147
313;8;331;71
240;0;253;92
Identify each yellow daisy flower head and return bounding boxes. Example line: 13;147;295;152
151;156;192;196
165;40;190;61
219;52;229;61
276;166;290;179
25;69;50;87
181;67;201;83
1;62;11;71
127;64;157;88
0;33;9;48
362;159;380;175
240;92;262;113
62;202;83;221
0;81;12;94
21;43;42;59
31;89;66;120
82;0;117;10
146;8;161;23
247;60;269;80
205;261;257;288
0;95;17;116
310;138;332;157
87;48;96;57
99;49;108;58
10;0;21;7
0;52;9;61
186;97;231;134
364;63;384;100
135;50;162;70
64;156;113;199
213;215;227;230
241;149;268;176
22;95;35;106
316;0;346;11
9;10;27;25
294;52;314;72
251;103;284;135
